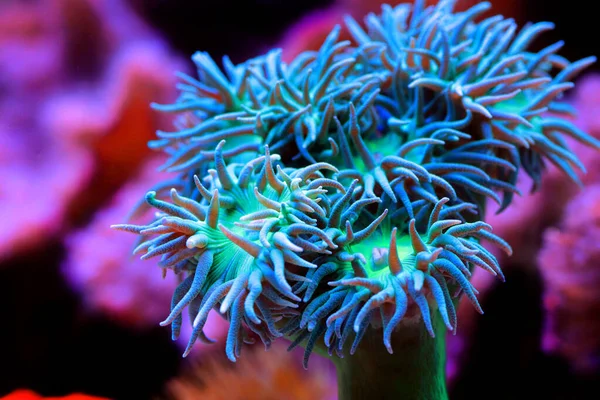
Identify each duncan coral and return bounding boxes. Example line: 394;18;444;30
113;0;599;397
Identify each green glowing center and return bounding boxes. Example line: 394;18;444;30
350;233;416;281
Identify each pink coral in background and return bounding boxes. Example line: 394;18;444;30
0;0;90;260
538;185;600;373
0;0;183;261
63;161;228;358
0;140;93;261
63;159;227;353
560;74;600;187
63;159;178;328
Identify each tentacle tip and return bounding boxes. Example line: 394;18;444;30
227;355;237;363
384;341;393;354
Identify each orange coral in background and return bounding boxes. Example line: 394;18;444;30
165;344;335;400
0;390;108;400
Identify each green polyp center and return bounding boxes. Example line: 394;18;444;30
332;235;450;400
349;232;416;280
201;182;292;286
371;131;431;166
221;134;263;163
492;91;532;114
348;132;405;175
366;133;405;160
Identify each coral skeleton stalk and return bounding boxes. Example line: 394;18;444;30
112;0;599;396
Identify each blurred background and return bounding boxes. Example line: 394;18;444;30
0;0;598;399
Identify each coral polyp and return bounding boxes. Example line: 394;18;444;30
344;1;599;193
114;142;509;368
113;0;600;397
113;143;385;361
288;196;510;366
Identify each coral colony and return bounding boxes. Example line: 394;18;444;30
112;0;598;387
